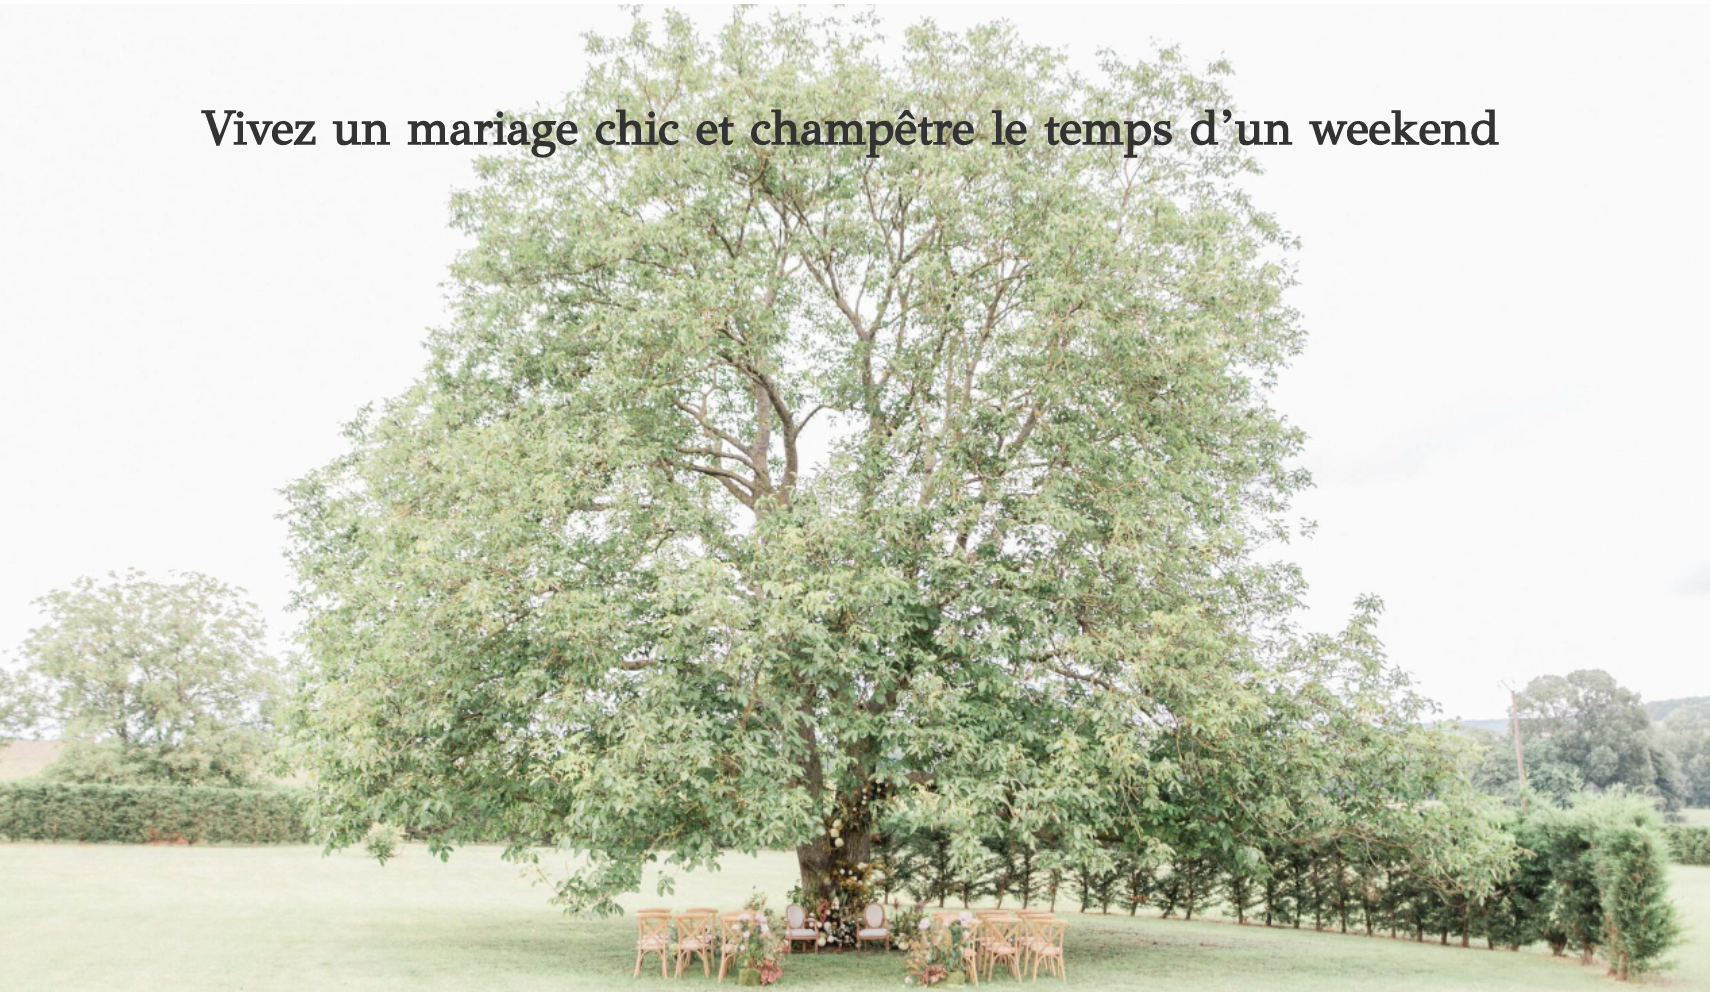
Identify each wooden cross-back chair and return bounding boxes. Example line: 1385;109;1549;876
716;912;753;982
957;918;982;985
633;909;673;978
1014;914;1049;974
1026;919;1067;981
980;915;1022;981
674;910;717;978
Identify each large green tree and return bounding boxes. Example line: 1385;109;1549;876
1474;670;1688;810
1655;705;1710;807
286;11;1418;912
1;570;280;786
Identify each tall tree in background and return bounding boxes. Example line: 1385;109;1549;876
0;570;280;786
1473;670;1691;810
1519;671;1686;809
1655;704;1710;807
286;10;1453;911
1517;671;1654;788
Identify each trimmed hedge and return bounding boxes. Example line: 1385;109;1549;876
883;797;1682;977
1668;825;1710;866
0;781;309;844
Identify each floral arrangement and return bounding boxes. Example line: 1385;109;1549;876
903;912;974;986
890;906;927;952
733;910;784;987
814;897;857;948
787;838;881;949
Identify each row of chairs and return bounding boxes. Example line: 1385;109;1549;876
635;904;885;979
639;909;1067;985
633;904;1067;981
632;907;746;979
929;909;1067;983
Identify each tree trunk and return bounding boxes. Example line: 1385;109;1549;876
795;824;874;905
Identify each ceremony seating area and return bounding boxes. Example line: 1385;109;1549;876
634;901;1069;983
929;909;1067;984
635;908;770;980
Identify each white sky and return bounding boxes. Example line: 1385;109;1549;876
1;5;1705;720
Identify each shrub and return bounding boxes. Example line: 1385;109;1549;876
363;822;405;864
1532;806;1604;962
1665;825;1710;866
1484;815;1553;951
1595;817;1679;979
0;781;308;844
881;795;1683;972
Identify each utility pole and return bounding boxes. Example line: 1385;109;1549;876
1505;683;1528;809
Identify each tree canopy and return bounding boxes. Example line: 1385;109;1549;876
286;10;1479;913
0;570;280;786
1470;670;1692;811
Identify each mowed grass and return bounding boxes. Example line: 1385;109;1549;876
1;844;1706;992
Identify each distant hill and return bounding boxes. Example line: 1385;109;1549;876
1448;696;1710;737
1452;718;1513;735
1650;696;1710;722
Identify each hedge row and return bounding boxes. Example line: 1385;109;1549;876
883;797;1681;978
0;781;310;844
1668;825;1710;866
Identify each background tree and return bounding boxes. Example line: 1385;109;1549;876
1472;731;1585;807
1;570;279;786
1517;671;1655;789
1471;670;1689;811
1654;703;1710;808
285;10;1466;913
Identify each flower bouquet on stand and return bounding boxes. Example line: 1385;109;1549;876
813;898;859;949
903;913;972;986
733;912;785;986
890;906;926;953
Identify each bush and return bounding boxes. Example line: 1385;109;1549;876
1532;806;1604;962
0;781;308;844
1665;825;1710;866
1595;816;1679;979
363;822;405;864
881;794;1683;973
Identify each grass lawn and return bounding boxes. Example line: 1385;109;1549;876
2;844;1705;992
